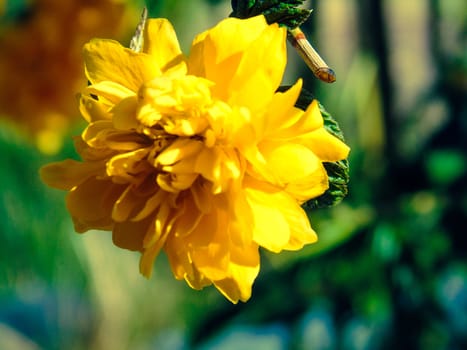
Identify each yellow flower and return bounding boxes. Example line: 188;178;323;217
40;15;349;303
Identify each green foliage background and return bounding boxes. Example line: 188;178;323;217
1;0;466;349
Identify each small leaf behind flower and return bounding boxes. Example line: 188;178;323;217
230;0;311;29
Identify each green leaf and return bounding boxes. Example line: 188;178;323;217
278;86;350;209
230;0;311;29
308;159;350;209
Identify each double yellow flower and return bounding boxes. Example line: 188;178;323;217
41;15;349;303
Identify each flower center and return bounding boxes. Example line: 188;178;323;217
136;75;214;136
108;74;245;194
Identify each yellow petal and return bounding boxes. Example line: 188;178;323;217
188;15;286;110
172;195;206;238
132;189;169;221
245;178;316;252
139;243;161;278
143;19;185;71
183;268;212;290
66;178;126;232
189;212;230;281
188;15;268;80
297;128;351;162
156;138;204;167
265;99;350;162
264;100;323;146
213;243;260;303
112;185;149;222
79;95;111;123
84;81;135;106
140;198;183;277
112;216;152;251
258;141;322;185
278;198;317;249
83;120;147;152
166;197;251;284
246;187;290;252
285;165;329;202
284;214;318;251
227;22;287;111
157;172;198;192
194;146;243;193
81;120;113;146
83;39;161;92
40;159;105;190
190;181;213;213
230;189;255;246
204;16;269;65
73;137;113;162
164;235;194;280
261;80;303;137
187;30;209;78
164;233;213;290
144;202;170;249
106;148;151;180
294;99;324;131
111;96;139;130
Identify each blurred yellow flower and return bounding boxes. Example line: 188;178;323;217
0;0;138;154
41;15;349;302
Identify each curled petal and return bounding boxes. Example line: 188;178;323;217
83;39;161;92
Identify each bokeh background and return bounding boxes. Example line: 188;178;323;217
1;0;466;349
